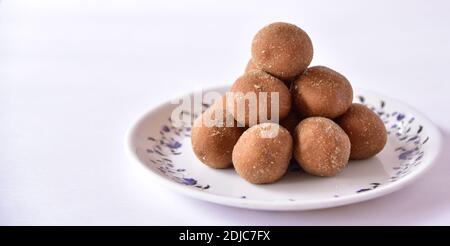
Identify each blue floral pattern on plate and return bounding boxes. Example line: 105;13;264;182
145;118;210;190
354;95;428;193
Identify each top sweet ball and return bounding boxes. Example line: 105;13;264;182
251;22;313;80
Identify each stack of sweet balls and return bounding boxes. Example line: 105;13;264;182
191;22;387;184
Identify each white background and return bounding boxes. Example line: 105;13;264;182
1;0;450;225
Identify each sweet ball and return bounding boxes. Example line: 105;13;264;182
191;97;245;169
335;103;387;160
251;22;313;80
293;117;350;177
228;70;291;126
232;123;293;184
292;66;353;119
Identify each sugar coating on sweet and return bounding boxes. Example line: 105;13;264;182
292;66;353;119
191;96;245;169
232;123;293;184
293;117;350;177
251;22;313;80
335;103;387;160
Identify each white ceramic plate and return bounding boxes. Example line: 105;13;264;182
126;86;442;211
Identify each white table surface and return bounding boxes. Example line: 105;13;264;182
1;0;449;225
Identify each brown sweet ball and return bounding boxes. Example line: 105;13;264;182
294;117;350;177
292;66;353;119
251;22;313;80
335;103;387;160
228;70;291;126
245;59;297;86
232;123;293;184
191;97;245;169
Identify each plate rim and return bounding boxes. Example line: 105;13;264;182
125;86;443;211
